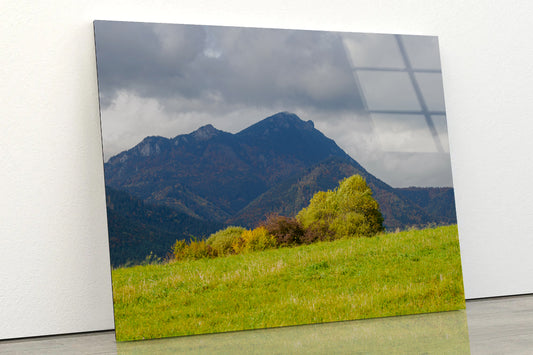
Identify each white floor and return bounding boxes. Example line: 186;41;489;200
1;294;532;354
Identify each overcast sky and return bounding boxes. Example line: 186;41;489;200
94;21;453;187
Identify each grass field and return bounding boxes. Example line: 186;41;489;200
112;225;464;341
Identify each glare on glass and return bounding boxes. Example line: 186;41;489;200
357;71;421;111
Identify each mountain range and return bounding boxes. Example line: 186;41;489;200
104;112;456;265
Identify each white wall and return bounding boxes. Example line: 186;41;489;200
2;0;533;340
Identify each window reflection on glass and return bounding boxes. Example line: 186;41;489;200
415;73;446;112
431;115;450;153
342;33;448;155
343;34;404;69
357;71;421;111
400;35;442;70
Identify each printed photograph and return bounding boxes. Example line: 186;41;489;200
94;20;464;341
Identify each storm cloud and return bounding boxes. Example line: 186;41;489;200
94;21;453;187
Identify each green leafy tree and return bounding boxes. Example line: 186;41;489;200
297;175;383;239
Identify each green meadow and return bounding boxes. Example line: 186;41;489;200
112;225;464;341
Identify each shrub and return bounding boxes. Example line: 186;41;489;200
296;175;384;239
232;227;278;253
262;214;306;246
301;220;335;244
187;240;215;260
173;239;216;260
172;240;188;260
206;226;246;256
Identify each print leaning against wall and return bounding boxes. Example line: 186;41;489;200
93;20;464;341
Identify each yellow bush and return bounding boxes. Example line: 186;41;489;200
206;226;245;255
173;239;215;260
232;227;278;254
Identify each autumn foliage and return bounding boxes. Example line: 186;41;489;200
261;214;306;246
173;175;384;261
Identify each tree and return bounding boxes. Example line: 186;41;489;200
296;175;383;239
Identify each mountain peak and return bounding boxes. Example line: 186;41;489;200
238;112;315;137
190;124;221;141
267;111;300;121
264;112;313;128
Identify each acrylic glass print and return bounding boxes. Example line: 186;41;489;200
93;20;465;341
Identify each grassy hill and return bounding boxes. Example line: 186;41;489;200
111;225;464;341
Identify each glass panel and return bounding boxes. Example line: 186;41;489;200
415;72;446;112
372;114;438;152
357;71;420;111
432;115;450;153
400;35;442;70
342;34;405;69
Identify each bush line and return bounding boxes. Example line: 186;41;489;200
172;174;385;261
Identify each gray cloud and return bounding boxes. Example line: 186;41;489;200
95;22;363;112
94;21;206;106
361;152;453;188
94;21;452;187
